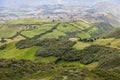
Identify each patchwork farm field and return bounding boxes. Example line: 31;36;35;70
21;23;58;38
0;19;120;80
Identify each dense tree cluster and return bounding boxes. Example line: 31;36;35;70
79;37;106;42
0;59;55;80
36;40;120;71
16;39;37;49
16;38;60;49
35;40;76;57
16;38;120;71
0;59;120;80
79;38;94;42
92;69;120;80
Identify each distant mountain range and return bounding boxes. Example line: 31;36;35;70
0;0;120;27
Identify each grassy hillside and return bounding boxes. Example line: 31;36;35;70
5;18;50;24
0;19;119;80
74;38;120;49
0;19;51;38
0;24;21;38
0;42;57;63
0;19;114;40
20;21;93;40
21;23;57;38
0;43;120;80
107;28;120;38
83;22;113;37
0;42;39;60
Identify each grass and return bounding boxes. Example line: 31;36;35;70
0;25;21;38
85;75;103;80
74;38;120;51
0;20;119;80
85;62;99;70
5;35;25;43
0;21;93;39
21;21;91;39
0;35;24;47
21;23;57;38
87;27;98;34
93;38;115;45
69;23;84;30
74;21;91;29
57;61;98;70
73;41;90;50
57;61;85;67
0;42;57;63
76;31;91;38
110;39;120;48
35;56;57;63
5;18;50;24
0;18;51;38
56;23;91;38
40;29;66;39
0;42;39;60
57;23;79;32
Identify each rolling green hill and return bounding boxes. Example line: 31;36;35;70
0;19;51;38
0;19;113;40
0;19;119;80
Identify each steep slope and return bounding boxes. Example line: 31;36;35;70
107;28;120;38
79;22;114;37
94;22;113;31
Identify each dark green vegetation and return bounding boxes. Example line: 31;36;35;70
0;59;120;80
12;38;120;80
0;19;119;80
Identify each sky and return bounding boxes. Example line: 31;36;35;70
0;0;119;7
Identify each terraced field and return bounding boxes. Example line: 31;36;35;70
20;22;93;39
0;19;51;38
21;23;58;38
0;19;113;41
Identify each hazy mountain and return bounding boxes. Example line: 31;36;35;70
0;0;120;26
91;1;120;16
84;1;120;26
